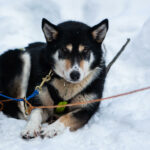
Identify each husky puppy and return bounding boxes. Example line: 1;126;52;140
0;18;108;139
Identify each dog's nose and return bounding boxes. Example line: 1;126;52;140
70;71;80;81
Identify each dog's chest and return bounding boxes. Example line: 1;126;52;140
50;70;99;100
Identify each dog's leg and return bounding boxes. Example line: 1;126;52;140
21;108;49;139
18;52;31;119
40;97;99;138
21;86;55;139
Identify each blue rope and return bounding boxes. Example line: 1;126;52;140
0;90;39;102
26;90;39;101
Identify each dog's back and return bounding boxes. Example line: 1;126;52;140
0;42;47;118
0;50;25;118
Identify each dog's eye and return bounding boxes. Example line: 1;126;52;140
83;48;89;53
62;48;68;52
83;48;88;53
59;48;67;54
58;48;70;59
82;48;90;59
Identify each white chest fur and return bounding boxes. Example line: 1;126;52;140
51;69;100;100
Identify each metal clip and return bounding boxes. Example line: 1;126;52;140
35;70;53;92
24;97;30;115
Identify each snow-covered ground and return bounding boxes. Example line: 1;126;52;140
0;0;150;150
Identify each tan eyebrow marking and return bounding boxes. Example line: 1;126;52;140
66;44;73;52
79;44;85;52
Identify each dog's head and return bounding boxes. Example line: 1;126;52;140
42;18;108;83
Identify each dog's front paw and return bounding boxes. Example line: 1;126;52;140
40;120;66;138
21;124;41;139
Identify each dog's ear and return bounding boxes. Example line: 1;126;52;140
91;19;108;43
42;18;58;42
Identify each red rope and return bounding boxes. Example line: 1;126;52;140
0;86;150;113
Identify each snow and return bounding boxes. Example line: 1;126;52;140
0;0;150;149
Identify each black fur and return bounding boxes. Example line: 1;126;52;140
0;50;24;118
0;18;108;137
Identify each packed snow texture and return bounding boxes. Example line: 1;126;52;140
0;0;150;150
